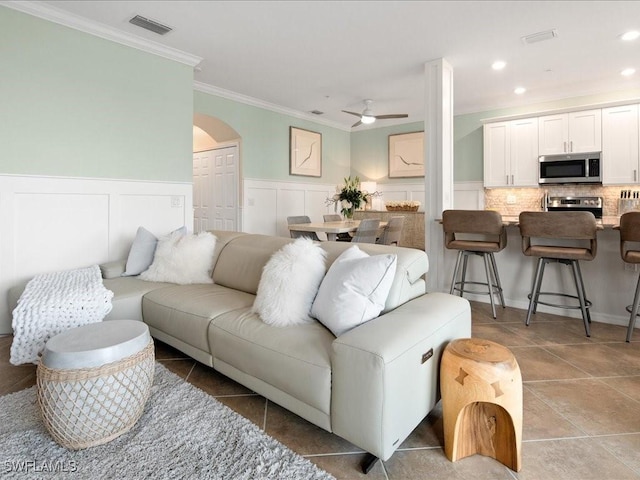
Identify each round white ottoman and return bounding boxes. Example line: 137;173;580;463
36;320;155;450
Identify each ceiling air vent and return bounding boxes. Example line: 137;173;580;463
310;110;324;115
129;15;172;35
521;29;558;45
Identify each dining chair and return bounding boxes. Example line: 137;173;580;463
351;219;380;244
618;211;640;341
376;216;405;246
286;216;320;241
323;214;352;241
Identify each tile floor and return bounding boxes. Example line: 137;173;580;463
1;301;639;479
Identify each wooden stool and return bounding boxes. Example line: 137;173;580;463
441;338;522;472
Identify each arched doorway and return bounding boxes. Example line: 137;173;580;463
192;114;241;233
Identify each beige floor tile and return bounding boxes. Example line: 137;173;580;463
185;362;254;396
501;317;594;346
399;401;443;448
383;448;515;480
472;323;534;347
522;387;586;440
544;343;640;376
0;366;36;395
308;453;387;480
264;401;363;456
510;346;590;381
598;433;640;474
601;375;640;402
514;438;639;479
527;379;640;435
156;358;195;379
216;394;267;429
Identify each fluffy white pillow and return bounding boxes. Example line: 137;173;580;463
311;246;397;337
122;226;187;277
253;237;327;327
139;231;217;285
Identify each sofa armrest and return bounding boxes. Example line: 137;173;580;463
330;292;471;461
99;260;126;279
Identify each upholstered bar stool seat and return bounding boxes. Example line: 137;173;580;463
618;212;640;342
443;210;507;319
519;211;598;337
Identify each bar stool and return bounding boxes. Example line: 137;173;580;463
519;211;597;337
442;210;507;319
618;212;640;342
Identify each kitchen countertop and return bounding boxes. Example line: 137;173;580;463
501;215;619;229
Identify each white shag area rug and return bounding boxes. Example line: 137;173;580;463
0;363;335;480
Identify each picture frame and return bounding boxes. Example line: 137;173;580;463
388;131;425;178
290;127;322;177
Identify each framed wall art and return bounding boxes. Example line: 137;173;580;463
388;131;424;178
290;127;322;177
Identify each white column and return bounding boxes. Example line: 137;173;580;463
424;58;454;292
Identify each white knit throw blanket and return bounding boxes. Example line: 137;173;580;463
10;265;114;365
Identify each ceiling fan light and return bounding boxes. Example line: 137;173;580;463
361;115;376;124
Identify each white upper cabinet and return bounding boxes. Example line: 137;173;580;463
602;104;639;185
484;117;538;187
538;109;602;155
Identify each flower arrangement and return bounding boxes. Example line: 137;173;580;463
326;176;380;218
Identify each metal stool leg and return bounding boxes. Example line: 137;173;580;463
526;258;544;326
483;253;497;319
532;259;547;315
459;253;470;298
450;251;463;295
575;261;591;324
570;260;591;338
489;252;506;308
626;270;640;342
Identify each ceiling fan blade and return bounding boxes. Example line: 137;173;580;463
374;114;409;119
352;120;362;128
342;110;362;118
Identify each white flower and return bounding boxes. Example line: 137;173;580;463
341;200;352;209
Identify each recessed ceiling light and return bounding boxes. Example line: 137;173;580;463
514;87;526;95
621;30;640;41
621;68;636;77
492;60;506;71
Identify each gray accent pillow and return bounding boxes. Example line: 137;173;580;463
122;226;158;277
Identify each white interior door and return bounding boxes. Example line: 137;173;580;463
193;145;238;233
192;151;211;233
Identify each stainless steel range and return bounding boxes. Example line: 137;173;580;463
545;196;603;218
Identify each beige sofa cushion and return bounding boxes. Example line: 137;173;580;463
142;284;255;354
210;309;334;416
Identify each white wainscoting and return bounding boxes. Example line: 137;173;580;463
0;175;192;334
242;178;484;239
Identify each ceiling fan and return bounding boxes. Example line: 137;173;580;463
342;99;408;127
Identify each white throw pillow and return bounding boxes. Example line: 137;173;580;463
311;246;397;337
122;226;187;277
139;231;216;285
253;237;327;327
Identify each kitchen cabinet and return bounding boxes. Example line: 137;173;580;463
538;109;602;155
484;117;539;187
602;104;639;185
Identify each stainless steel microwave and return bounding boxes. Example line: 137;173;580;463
538;152;602;185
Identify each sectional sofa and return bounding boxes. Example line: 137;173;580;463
9;230;471;466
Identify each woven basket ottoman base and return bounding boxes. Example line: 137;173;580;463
36;321;155;450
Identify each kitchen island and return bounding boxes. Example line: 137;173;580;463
439;213;636;334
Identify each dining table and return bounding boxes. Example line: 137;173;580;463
287;220;387;241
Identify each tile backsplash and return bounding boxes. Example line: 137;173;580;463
484;185;640;217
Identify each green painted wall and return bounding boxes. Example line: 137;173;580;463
350;122;424;183
194;91;351;184
0;7;194;182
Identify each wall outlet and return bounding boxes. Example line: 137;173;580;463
506;195;517;205
170;196;183;208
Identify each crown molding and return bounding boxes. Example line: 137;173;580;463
194;81;351;132
1;1;202;67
